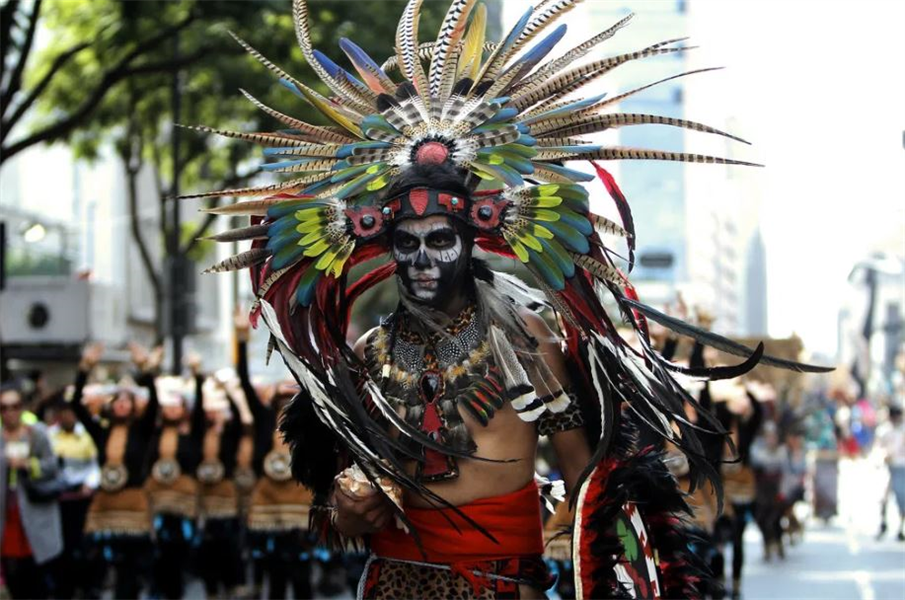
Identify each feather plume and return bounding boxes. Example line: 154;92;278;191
203;248;272;274
514;13;633;93
574;147;763;167
239;89;356;144
202;223;270;243
541;113;750;144
429;0;477;100
570;253;625;285
457;4;486;81
395;0;429;97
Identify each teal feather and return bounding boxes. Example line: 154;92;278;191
329;164;372;184
334;165;389;200
473;160;524;187
271;242;306;270
551;206;593;236
261;159;323;172
538;237;575;279
497;143;538;158
533;162;595;182
526;246;565;291
295;265;322;307
266;199;310;220
337;141;392;159
538;219;590;254
360;114;400;135
520;94;607;125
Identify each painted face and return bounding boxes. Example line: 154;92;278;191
392;215;469;305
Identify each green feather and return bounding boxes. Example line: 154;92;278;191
526;246;565;290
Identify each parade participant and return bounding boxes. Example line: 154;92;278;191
146;363;204;600
68;342;160;599
713;385;764;599
238;314;315;599
751;421;787;561
195;371;246;599
190;1;830;596
0;384;63;600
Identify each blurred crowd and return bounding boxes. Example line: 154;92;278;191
2;306;903;600
0;312;362;600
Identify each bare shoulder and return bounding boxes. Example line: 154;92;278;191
352;326;381;360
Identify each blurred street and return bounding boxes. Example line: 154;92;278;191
741;458;905;600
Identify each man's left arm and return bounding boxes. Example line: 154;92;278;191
520;310;592;496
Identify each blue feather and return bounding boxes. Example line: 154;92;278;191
554;207;594;236
360;114;400;135
504;24;567;82
313;49;366;90
337;141;392;159
271;243;306;270
534;162;595;182
295;266;322;307
260;159;324;172
484;107;519;124
516;133;536;146
539;219;590;254
525;246;565;291
338;38;392;89
521;94;607;125
266;200;310;220
538;237;575;279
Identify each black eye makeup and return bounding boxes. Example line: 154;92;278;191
426;229;457;249
394;232;420;251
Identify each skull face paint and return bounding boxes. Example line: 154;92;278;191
392;215;469;305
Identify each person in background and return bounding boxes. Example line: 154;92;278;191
237;311;315;600
780;425;807;546
0;383;63;599
714;383;764;600
877;404;905;541
751;421;787;561
146;361;205;600
45;394;101;599
70;342;161;599
194;362;246;600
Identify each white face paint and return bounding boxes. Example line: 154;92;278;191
392;215;464;301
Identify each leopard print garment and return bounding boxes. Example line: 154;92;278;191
359;556;553;600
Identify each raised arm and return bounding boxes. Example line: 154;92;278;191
132;343;161;435
70;343;105;444
235;309;266;424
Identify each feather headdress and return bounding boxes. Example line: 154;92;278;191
188;0;831;590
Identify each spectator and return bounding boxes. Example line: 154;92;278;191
46;395;101;598
0;384;64;599
877;404;905;541
751;421;787;561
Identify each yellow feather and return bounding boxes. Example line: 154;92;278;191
531;196;563;208
458;3;487;80
295;220;323;234
303;238;331;257
315;247;340;270
330;242;355;277
299;229;326;245
530;208;562;222
507;236;530;262
296;84;361;137
294;207;327;220
531;224;555;239
517;232;543;252
536;183;561;195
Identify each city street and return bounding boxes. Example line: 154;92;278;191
742;459;905;600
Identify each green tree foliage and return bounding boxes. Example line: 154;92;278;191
4;0;457;339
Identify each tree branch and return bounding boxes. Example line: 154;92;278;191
0;1;22;80
1;40;91;141
0;12;197;165
0;0;42;113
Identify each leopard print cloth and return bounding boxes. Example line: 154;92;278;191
359;555;553;599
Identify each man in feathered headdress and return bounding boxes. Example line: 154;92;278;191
188;1;830;597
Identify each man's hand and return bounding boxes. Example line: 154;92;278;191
333;487;393;537
79;342;104;372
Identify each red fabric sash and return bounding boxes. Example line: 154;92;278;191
371;481;544;564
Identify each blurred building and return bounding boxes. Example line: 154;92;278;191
0;141;235;383
501;0;767;335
